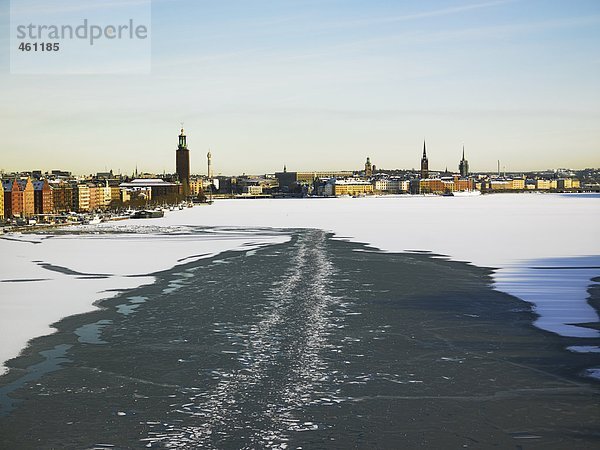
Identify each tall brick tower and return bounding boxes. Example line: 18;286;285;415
176;127;190;196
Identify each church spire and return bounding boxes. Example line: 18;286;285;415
459;145;469;177
420;140;429;179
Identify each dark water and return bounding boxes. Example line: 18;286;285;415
1;229;599;449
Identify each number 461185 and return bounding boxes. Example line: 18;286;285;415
18;42;60;51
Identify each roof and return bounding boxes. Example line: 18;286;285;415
32;180;49;191
330;178;372;185
120;178;177;188
2;180;14;192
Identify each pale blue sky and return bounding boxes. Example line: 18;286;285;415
1;0;599;175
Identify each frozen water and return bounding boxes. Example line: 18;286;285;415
1;193;598;374
100;194;600;341
0;229;289;375
494;256;600;338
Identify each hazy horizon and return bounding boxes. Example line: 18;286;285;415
1;0;599;174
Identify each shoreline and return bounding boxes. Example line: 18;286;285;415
2;191;598;234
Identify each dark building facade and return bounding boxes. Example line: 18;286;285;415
275;167;299;193
51;182;74;212
176;128;191;196
33;179;54;214
420;140;429;179
459;146;469;178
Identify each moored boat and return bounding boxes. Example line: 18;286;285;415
130;210;165;219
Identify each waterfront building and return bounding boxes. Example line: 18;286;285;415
74;184;90;212
110;186;121;204
87;184;110;211
324;178;374;196
50;181;74;212
3;179;19;218
189;178;204;196
489;180;511;190
119;178;180;200
419;178;453;194
213;176;233;195
373;178;399;193
536;179;551;190
120;186;152;203
20;178;35;218
486;178;525;190
102;183;113;208
373;178;409;194
420;176;475;194
420;141;429;179
2;177;35;218
33;179;54;215
511;178;525;190
275;169;355;193
459;146;469;177
556;178;580;189
453;177;475;192
88;185;99;211
275;167;297;192
176;127;191;196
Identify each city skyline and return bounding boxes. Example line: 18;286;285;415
1;0;599;173
0;131;595;177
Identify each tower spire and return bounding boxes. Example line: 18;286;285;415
420;140;429;179
459;145;469;177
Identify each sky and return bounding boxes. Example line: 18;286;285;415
0;0;599;176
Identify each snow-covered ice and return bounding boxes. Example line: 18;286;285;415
111;194;600;340
0;230;289;375
494;256;600;338
1;193;599;374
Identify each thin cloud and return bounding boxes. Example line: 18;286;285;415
267;14;600;62
321;0;519;29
